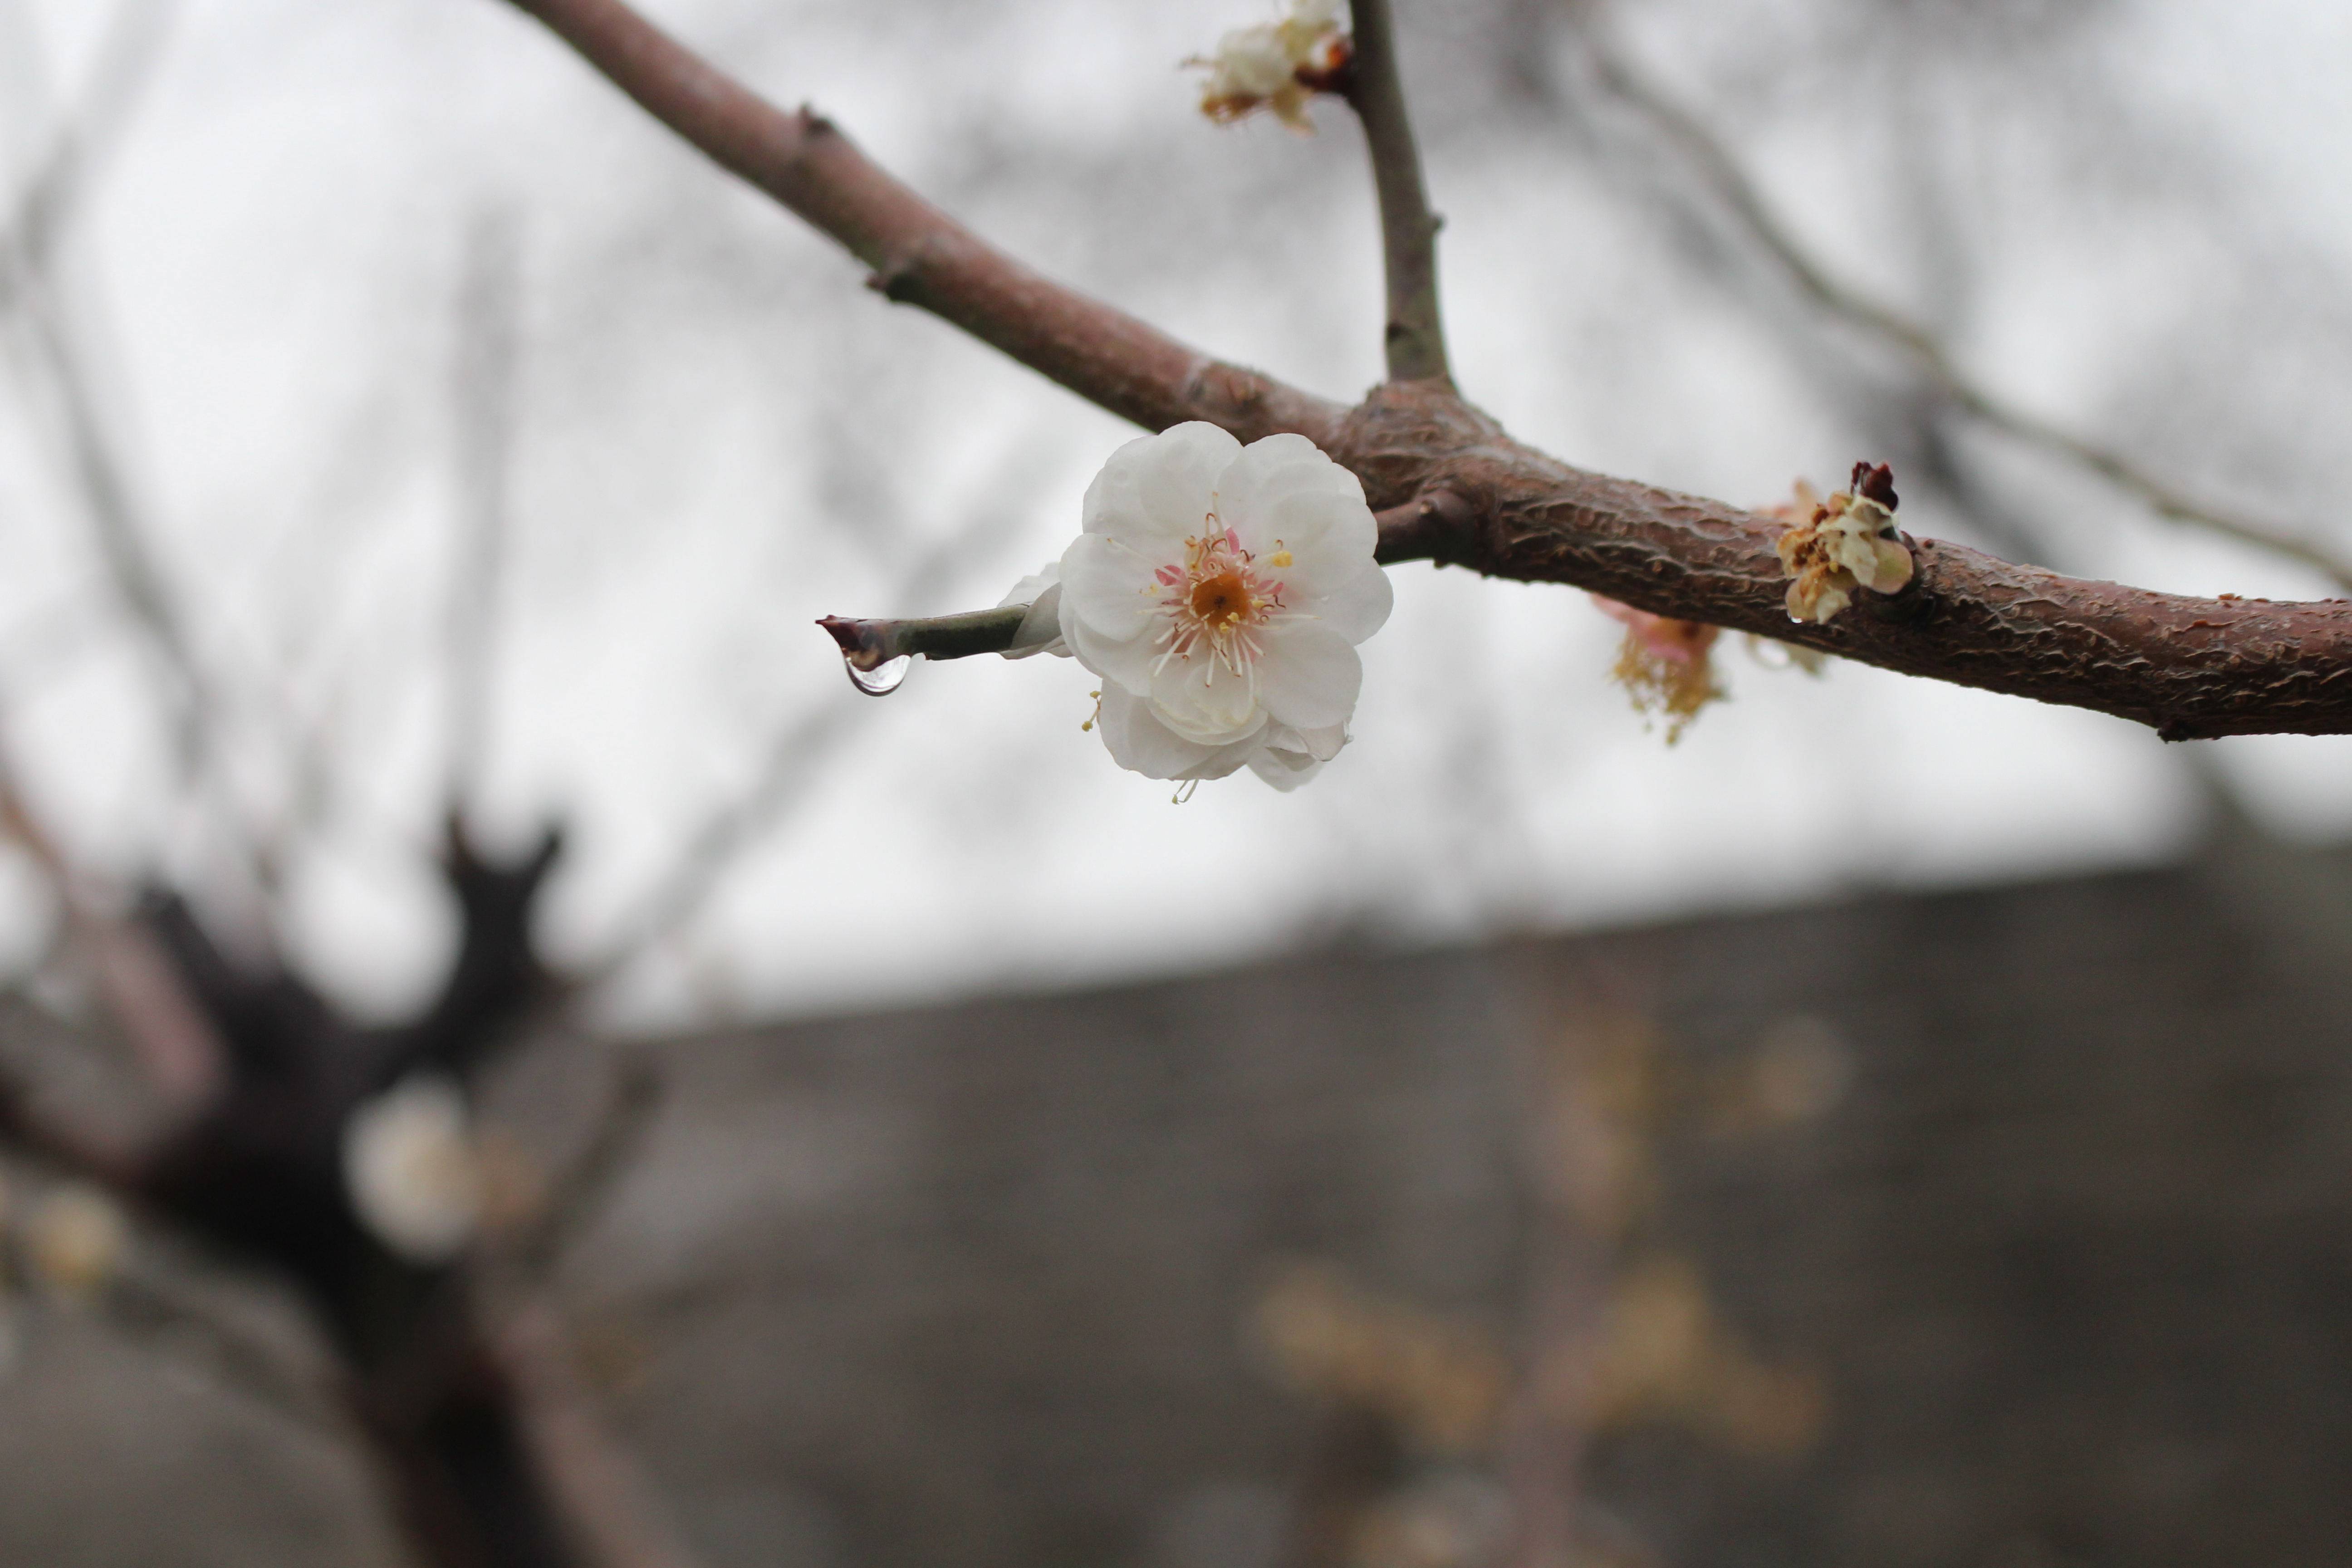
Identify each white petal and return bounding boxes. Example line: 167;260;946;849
1258;488;1378;586
1058;532;1160;642
1248;746;1327;792
1099;686;1262;780
995;562;1060;609
1063;612;1156;695
1083;423;1239;547
1295;563;1392;645
1150;650;1267;744
1215;436;1362;554
1264;720;1349;762
1254;622;1362;730
1000;579;1068;660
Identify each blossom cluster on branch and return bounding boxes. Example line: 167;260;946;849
1773;463;1914;625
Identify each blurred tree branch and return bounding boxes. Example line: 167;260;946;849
1580;41;2352;594
446;208;524;817
583;448;1044;986
501;0;1342;445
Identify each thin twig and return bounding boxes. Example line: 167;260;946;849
0;0;177;309
105;1265;354;1441
495;1297;711;1568
582;464;1036;983
445;209;523;813
1585;45;2352;593
1341;0;1451;384
505;1054;663;1281
816;605;1028;669
0;735;224;1112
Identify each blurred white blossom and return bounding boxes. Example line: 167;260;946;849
342;1075;483;1265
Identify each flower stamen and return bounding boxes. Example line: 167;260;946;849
1151;524;1289;678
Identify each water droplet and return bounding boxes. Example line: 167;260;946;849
845;653;913;696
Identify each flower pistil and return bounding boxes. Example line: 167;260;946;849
1151;526;1290;678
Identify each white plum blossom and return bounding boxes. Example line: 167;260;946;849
342;1074;483;1264
1191;0;1350;131
1012;421;1391;793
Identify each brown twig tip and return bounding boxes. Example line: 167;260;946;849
1293;35;1355;97
1852;461;1898;511
815;616;887;671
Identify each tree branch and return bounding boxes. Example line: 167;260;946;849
0;747;224;1112
1341;0;1451;384
816;605;1028;670
1357;381;2352;740
818;495;1464;661
500;0;1343;446
445;208;522;813
496;0;2352;740
1583;45;2352;594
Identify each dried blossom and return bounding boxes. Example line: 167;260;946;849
1594;596;1724;744
1190;0;1352;131
1772;463;1914;624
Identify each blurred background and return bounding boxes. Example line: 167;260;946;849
1;0;2351;1563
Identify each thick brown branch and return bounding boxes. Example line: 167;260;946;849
1341;0;1451;385
1345;383;2352;741
501;0;1342;445
497;0;2352;739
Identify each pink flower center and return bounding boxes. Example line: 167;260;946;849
1153;526;1286;676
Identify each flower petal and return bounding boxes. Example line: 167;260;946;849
1000;581;1068;659
1058;532;1159;642
1259;487;1377;580
1099;686;1262;780
1248;746;1327;792
1254;622;1362;730
1294;562;1392;645
1264;720;1348;762
1062;612;1155;695
1083;423;1239;548
1215;436;1363;554
1150;649;1266;744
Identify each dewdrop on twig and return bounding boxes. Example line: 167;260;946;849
1772;463;1914;624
